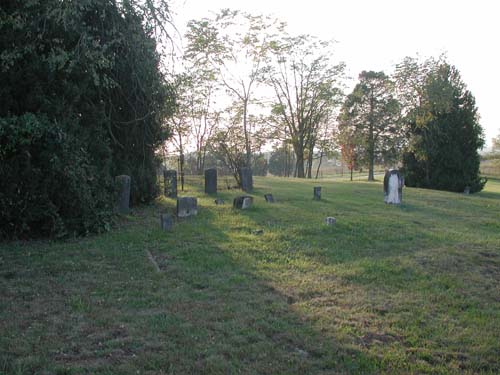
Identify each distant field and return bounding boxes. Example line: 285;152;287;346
1;177;499;374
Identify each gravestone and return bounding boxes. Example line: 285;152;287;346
233;195;253;209
177;197;198;217
215;198;225;205
205;168;217;194
239;167;253;193
160;213;174;231
325;217;336;225
313;186;321;200
163;169;177;198
464;186;471;195
383;169;404;204
264;194;274;203
115;175;131;214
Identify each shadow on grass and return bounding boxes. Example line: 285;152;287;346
0;199;378;374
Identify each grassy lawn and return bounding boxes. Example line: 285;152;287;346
1;177;499;374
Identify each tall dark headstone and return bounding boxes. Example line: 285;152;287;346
115;175;131;214
313;186;321;200
383;169;403;204
176;197;198;217
205;168;217;194
239;167;253;193
164;169;177;198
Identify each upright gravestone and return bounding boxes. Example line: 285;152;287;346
177;197;198;217
205;168;217;194
160;213;174;231
264;194;274;203
233;196;253;209
313;186;322;200
384;169;404;204
164;169;177;198
115;175;131;214
239;167;253;193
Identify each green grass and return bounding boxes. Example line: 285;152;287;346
1;177;499;374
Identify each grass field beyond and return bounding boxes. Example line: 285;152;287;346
1;177;499;374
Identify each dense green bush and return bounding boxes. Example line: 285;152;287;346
0;0;174;238
0;114;113;238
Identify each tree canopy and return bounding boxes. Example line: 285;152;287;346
0;0;175;238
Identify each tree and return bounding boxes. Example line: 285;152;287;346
338;71;401;181
0;0;175;238
185;9;278;169
268;143;295;177
264;34;345;178
399;62;486;192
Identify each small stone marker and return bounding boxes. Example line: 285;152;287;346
205;168;217;194
383;169;404;204
176;197;198;217
215;198;225;205
325;217;336;225
164;169;177;198
464;186;471;195
115;175;131;214
264;194;274;203
160;213;174;231
233;195;253;209
239;167;253;193
313;186;321;200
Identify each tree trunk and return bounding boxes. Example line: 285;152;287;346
368;122;375;181
315;151;324;179
307;151;313;179
243;99;251;168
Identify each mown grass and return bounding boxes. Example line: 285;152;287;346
1;177;499;374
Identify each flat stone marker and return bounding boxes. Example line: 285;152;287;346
264;194;274;203
313;186;321;200
214;198;225;205
164;169;177;198
205;168;217;194
383;169;403;204
233;195;253;209
177;197;198;217
115;175;131;214
325;217;336;225
239;167;253;193
160;213;174;231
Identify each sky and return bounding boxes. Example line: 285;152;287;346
169;0;499;149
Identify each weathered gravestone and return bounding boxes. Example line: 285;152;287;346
115;175;131;214
313;186;322;200
205;168;217;194
264;194;274;203
160;213;174;231
233;196;253;209
177;197;198;217
325;217;336;225
239;167;253;193
464;186;471;195
163;169;177;198
383;169;404;204
214;198;225;205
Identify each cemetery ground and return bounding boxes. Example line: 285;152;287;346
1;177;499;375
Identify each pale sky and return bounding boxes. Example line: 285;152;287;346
170;0;499;148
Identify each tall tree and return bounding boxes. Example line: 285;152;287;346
264;34;345;178
0;0;175;238
398;61;486;192
184;9;279;169
338;71;401;181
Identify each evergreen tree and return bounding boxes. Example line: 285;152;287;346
401;63;486;192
